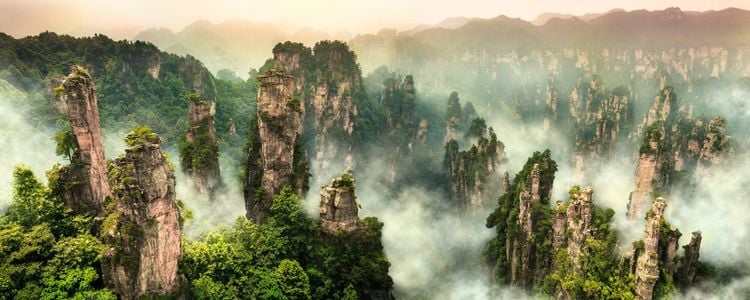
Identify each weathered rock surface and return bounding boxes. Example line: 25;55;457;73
54;65;111;215
564;186;594;271
102;129;182;300
245;69;304;222
181;95;220;195
679;231;702;284
570;76;632;174
311;42;359;178
268;41;361;182
635;197;666;300
628;124;666;220
500;151;556;288
445;126;505;210
319;171;360;234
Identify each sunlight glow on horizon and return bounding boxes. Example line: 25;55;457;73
0;0;748;38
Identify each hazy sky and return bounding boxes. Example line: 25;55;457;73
1;0;749;37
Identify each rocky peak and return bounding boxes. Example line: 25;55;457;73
245;69;304;223
695;117;730;176
679;231;702;284
311;41;360;178
635;197;666;300
181;94;221;195
444;126;505;210
178;55;218;102
319;171;360;234
102;127;183;299
55;65;111;216
564;186;594;271
643;86;676;127
628;123;667;220
444;91;462;144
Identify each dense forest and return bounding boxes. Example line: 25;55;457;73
1;7;750;299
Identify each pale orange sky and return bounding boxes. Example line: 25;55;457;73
1;0;749;37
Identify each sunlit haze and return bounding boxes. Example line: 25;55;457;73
1;0;749;37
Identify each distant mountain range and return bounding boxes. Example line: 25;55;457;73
126;7;750;77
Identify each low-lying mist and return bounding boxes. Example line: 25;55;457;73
0;81;61;208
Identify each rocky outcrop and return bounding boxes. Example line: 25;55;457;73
311;42;359;178
694;117;730;176
628;124;667;219
177;55;218;102
543;76;558;132
445;126;505;210
635;197;666;300
267;41;361;182
563;186;594;271
319;171;360;234
244;69;304;222
102;128;182;300
570;76;632;173
380;74;422;184
485;151;557;288
444;91;462;144
499;171;510;197
679;231;702;284
180;94;220;195
53;65;111;216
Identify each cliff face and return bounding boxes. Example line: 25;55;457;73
102;129;182;300
563;187;594;270
445;126;505;210
679;231;703;284
635;198;666;300
629;198;703;300
319;171;360;234
628;87;731;219
311;42;359;178
267;42;361;182
245;69;304;222
485;151;556;288
380;74;422;184
628;124;667;219
694;117;730;176
54;65;111;215
570;77;632;174
181;95;221;195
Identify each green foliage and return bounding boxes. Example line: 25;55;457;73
640;123;664;155
545;207;636;299
6;165;75;237
0;168;113;299
124;125;160;146
467;117;487;139
179;115;219;177
274;260;311;300
53;126;77;160
485;150;558;285
0;32;256;163
181;186;392;299
446;91;462;121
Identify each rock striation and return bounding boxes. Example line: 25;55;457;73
244;69;306;222
628;87;731;220
445;125;505;210
319;171;360;234
180;94;221;195
53;65;111;216
102;128;183;300
265;41;361;182
634;198;667;300
629;198;703;300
